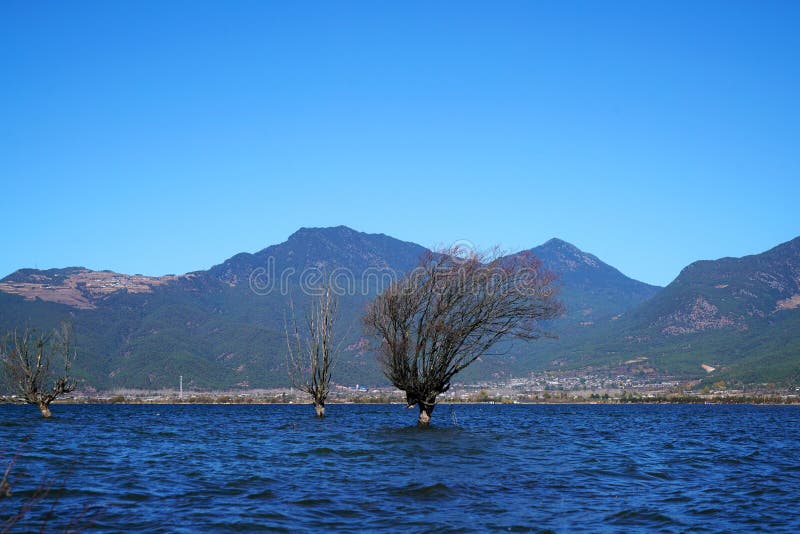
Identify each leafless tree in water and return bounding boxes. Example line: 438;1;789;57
285;285;339;417
0;324;76;418
1;454;12;499
364;247;563;425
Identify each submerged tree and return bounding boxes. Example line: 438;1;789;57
0;324;77;418
1;456;11;498
285;285;339;418
364;247;563;425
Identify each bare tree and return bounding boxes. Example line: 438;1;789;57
1;455;12;498
285;286;339;418
0;324;76;418
364;247;563;425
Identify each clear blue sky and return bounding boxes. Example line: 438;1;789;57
1;1;798;286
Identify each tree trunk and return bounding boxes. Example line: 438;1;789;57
418;402;435;425
38;402;52;418
314;403;325;418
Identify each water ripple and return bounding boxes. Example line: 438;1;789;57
1;404;799;532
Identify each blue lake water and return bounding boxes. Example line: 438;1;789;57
1;403;799;532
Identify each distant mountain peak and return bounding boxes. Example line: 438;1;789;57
533;238;602;271
542;237;576;248
207;225;429;288
514;238;662;326
288;225;359;240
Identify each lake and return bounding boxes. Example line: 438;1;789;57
1;404;799;532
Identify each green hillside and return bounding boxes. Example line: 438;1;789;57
555;236;800;386
2;227;798;390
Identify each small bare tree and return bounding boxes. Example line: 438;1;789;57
1;456;12;498
364;247;563;425
0;324;76;418
285;286;339;418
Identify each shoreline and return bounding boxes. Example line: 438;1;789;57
3;399;797;407
5;384;800;408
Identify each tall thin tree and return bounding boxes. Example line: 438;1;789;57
285;285;339;418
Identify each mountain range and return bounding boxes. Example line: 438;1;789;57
1;226;798;390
